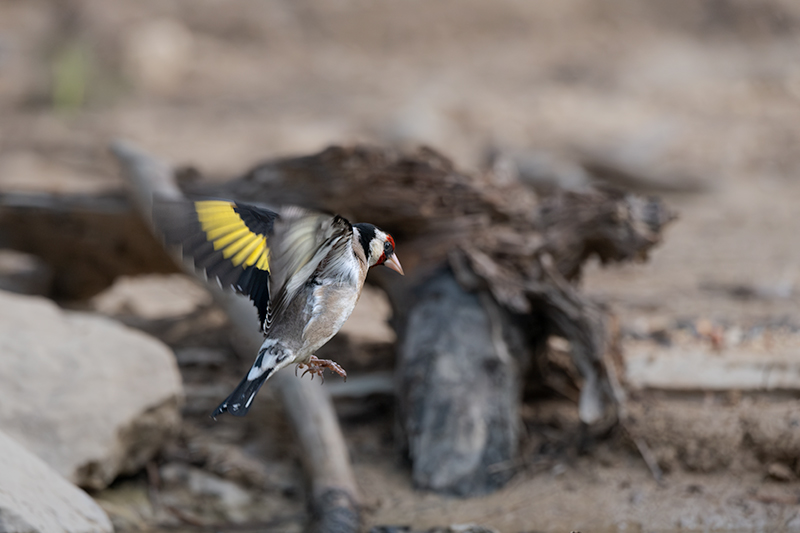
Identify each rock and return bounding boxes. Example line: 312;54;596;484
0;248;53;295
629;398;800;473
91;273;211;320
0;290;183;490
0;429;113;533
627;401;744;472
766;462;795;482
160;463;253;523
92;480;154;532
741;404;800;464
397;271;520;496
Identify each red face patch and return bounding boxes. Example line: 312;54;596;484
376;234;395;265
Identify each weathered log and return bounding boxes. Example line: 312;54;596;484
397;270;525;495
186;144;673;491
110;141;361;533
0;192;175;299
191;145;673;420
0;143;673;496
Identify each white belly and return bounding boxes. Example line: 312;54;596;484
299;281;362;360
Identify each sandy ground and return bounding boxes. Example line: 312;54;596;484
2;0;800;531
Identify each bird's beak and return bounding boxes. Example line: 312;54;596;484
384;254;404;275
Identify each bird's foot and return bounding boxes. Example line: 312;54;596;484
296;356;347;383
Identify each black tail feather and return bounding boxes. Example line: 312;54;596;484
211;368;273;418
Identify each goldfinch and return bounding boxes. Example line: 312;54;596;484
154;199;403;417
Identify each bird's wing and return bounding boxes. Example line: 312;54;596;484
154;198;276;328
267;207;354;326
153;199;352;332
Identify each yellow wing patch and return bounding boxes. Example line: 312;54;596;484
195;201;270;271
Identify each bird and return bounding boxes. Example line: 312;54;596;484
154;198;403;418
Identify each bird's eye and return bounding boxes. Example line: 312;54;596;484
384;240;393;255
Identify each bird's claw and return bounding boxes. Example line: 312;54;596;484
295;356;347;383
301;366;317;382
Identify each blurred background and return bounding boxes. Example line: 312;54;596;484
3;0;800;315
1;0;800;531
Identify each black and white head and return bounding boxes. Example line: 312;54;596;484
353;223;404;275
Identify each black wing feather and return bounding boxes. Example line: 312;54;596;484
235;267;271;327
153;198;277;330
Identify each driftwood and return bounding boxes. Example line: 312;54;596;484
0;143;674;497
398;271;525;495
110;141;361;533
187;146;673;415
185;144;674;491
0;192;174;299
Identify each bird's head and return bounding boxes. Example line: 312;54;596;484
353;223;404;275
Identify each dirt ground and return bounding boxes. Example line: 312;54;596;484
3;0;800;531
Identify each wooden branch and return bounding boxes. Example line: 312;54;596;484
110;140;361;533
0;190;176;299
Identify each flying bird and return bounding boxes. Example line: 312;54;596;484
154;199;403;417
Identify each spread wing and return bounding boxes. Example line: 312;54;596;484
154;199;275;328
153;198;352;332
267;207;354;326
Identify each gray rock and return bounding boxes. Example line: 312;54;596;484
90;273;211;320
0;429;113;533
159;463;255;524
0;290;183;490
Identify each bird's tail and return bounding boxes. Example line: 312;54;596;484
211;368;273;418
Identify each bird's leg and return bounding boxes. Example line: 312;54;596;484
297;355;347;383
